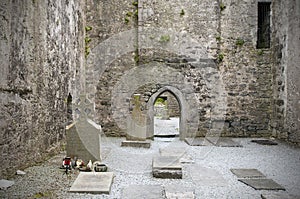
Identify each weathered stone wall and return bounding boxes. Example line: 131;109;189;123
219;0;273;137
87;0;278;138
0;0;84;177
272;0;300;144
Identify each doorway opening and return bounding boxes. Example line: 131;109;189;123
153;91;180;138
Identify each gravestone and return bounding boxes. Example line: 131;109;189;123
69;172;114;194
121;94;150;148
188;165;227;186
152;156;182;179
66;94;102;163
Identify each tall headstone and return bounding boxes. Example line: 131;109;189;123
66;94;102;163
126;94;147;141
121;94;150;148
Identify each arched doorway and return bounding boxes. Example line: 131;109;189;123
147;86;188;140
153;91;180;138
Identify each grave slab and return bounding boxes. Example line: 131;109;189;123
251;139;278;145
238;178;285;190
206;137;242;147
121;140;151;148
0;179;14;190
261;193;299;199
152;156;182;179
188;165;227;186
164;185;195;199
153;156;182;170
159;147;194;163
122;185;164;199
184;137;212;146
69;172;114;194
230;169;266;178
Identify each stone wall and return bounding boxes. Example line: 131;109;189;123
272;0;300;144
86;0;278;138
0;0;84;177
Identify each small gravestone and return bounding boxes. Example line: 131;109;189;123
122;94;150;148
230;169;266;178
152;156;182;179
69;172;114;194
238;178;285;190
122;185;164;199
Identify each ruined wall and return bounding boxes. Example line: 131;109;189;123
219;0;273;136
87;0;277;138
0;0;84;177
272;0;300;144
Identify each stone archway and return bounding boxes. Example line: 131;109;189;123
147;86;189;140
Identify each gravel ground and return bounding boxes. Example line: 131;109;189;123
1;137;300;199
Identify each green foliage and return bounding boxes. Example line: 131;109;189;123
159;35;171;43
236;38;245;46
217;52;224;62
85;36;91;58
33;191;52;198
216;36;221;42
220;2;226;11
257;49;264;56
134;10;138;18
132;1;138;7
180;9;185;16
134;52;139;63
85;37;91;44
155;97;165;105
124;16;130;24
85;26;92;32
126;11;133;17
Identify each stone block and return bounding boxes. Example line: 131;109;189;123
164;185;195;199
230;169;266;178
152;156;182;179
121;140;151;148
238;178;285;190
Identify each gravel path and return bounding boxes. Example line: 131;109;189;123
1;137;300;198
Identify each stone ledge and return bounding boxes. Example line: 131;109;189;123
153;169;182;179
121;140;151;148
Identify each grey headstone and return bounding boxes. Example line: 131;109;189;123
126;94;147;141
122;185;164;199
188;165;228;186
238;178;285;190
69;172;114;194
230;169;266;178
